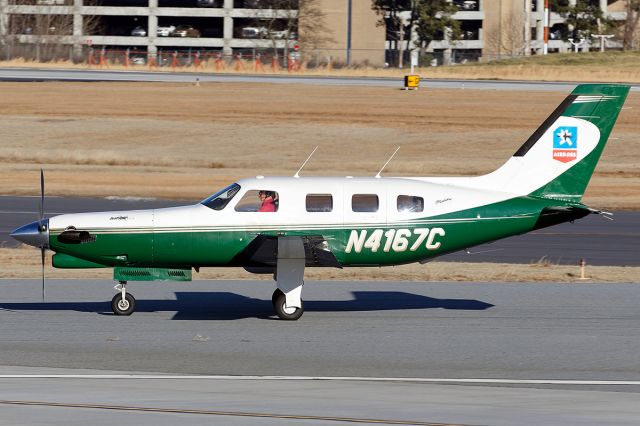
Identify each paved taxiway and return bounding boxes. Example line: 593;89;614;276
2;67;640;92
1;279;639;379
1;279;639;425
1;369;640;426
2;196;638;265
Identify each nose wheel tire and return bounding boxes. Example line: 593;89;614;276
272;289;304;321
111;293;136;316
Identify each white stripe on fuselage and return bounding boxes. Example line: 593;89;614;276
49;176;521;234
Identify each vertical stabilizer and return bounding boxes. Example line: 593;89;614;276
476;84;629;202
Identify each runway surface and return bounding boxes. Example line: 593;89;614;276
0;279;639;425
2;195;638;265
1;279;640;379
1;370;639;426
2;67;640;92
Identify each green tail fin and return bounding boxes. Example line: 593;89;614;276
529;84;629;203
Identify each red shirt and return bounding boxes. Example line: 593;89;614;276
258;197;276;212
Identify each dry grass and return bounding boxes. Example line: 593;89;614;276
2;247;638;283
5;51;640;82
0;81;638;208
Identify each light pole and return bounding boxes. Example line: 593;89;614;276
543;0;549;55
346;0;352;66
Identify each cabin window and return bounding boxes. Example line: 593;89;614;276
235;190;279;212
306;194;333;212
397;195;424;213
201;183;241;211
352;194;379;213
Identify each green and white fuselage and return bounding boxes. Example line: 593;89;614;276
11;84;630;319
47;177;555;269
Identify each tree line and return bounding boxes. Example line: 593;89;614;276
372;0;640;63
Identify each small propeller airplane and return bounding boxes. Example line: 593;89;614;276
11;84;629;320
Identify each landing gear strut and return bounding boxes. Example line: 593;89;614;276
273;237;306;320
272;289;304;321
111;281;136;315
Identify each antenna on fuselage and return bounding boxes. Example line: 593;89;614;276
294;146;318;178
375;146;400;178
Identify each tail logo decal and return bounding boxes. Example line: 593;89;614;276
553;126;578;163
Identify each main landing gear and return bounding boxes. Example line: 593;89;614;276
272;237;306;321
272;288;304;321
111;281;136;316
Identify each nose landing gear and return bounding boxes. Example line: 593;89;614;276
111;281;136;315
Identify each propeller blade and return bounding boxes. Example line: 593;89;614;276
41;247;46;303
39;169;44;223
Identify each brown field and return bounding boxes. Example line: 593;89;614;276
0;81;639;209
2;247;638;283
1;81;638;282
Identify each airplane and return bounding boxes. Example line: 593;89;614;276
10;84;629;320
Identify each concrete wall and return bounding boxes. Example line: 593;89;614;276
315;0;385;66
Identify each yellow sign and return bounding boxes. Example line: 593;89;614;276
404;75;420;89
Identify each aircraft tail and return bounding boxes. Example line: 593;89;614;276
474;84;630;203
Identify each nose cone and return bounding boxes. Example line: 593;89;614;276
10;219;49;248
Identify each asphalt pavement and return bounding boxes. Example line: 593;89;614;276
1;279;640;425
2;67;640;92
1;279;639;380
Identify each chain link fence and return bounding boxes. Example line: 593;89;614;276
0;41;623;70
0;43;488;68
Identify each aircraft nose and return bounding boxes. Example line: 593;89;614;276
10;219;49;248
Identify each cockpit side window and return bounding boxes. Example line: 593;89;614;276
201;183;241;211
235;190;279;212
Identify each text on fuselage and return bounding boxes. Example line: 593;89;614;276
346;228;445;253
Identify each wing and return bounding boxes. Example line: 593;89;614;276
234;235;342;274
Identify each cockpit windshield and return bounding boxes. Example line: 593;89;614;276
201;183;241;210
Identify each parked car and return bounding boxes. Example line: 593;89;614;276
270;29;297;40
130;55;146;65
454;0;477;10
157;25;175;37
171;25;201;38
131;26;147;37
197;0;220;6
23;26;59;35
241;26;268;39
242;0;264;7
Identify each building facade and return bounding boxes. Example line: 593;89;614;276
0;0;386;65
389;0;627;65
0;0;631;65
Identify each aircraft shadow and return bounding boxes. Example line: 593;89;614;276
0;291;494;321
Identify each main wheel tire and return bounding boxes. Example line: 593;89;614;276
111;293;136;316
272;289;284;307
273;290;304;321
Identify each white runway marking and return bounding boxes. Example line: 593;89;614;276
0;211;65;214
1;375;639;385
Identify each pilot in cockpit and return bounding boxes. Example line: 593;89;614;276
258;191;278;212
